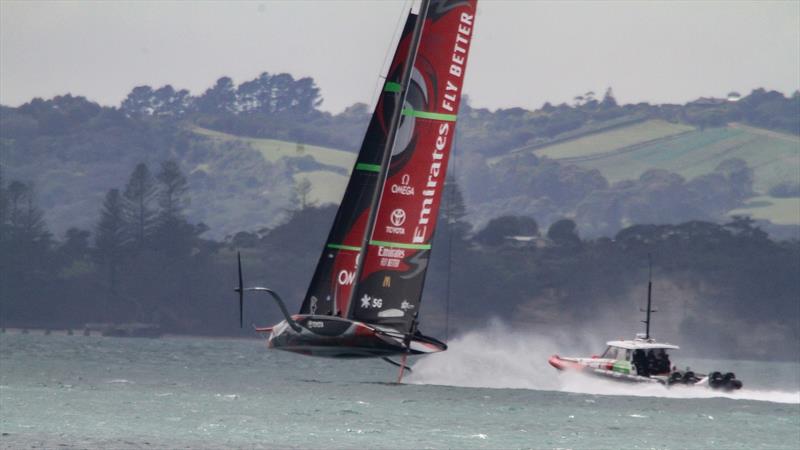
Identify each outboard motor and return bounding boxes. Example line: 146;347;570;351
708;371;725;389
668;372;684;385
722;372;743;390
704;371;744;390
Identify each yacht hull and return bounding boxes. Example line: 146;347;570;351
266;315;446;358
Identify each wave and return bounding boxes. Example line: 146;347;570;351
406;321;800;405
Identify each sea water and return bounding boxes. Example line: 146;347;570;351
1;331;798;449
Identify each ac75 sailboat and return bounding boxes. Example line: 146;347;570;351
233;0;477;375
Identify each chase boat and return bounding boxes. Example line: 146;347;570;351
548;260;743;391
549;334;742;390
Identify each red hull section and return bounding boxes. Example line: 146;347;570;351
548;355;585;372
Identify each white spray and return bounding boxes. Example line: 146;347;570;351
407;320;800;405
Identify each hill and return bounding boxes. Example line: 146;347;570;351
2;77;797;240
490;120;798;228
190;126;354;170
189;126;353;207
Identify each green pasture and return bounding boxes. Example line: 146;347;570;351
191;126;355;170
534;119;695;160
293;170;348;206
729;196;800;225
191;126;356;207
558;125;799;194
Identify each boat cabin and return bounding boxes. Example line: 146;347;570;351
601;337;680;377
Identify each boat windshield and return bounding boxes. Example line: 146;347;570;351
601;346;631;361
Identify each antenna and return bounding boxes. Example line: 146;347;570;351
236;252;244;328
640;253;657;339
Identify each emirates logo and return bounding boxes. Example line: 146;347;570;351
390;209;406;227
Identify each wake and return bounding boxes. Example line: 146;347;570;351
406;322;800;405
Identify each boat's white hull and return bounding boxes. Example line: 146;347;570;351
549;355;743;390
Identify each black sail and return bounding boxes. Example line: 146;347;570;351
299;15;417;316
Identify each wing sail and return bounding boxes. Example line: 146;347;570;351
349;0;477;332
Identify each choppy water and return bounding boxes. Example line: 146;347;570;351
1;330;798;449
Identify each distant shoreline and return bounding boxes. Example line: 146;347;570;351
0;327;264;342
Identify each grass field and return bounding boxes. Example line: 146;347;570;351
564;126;798;194
190;122;799;225
729;196;800;225
191;126;356;206
293;170;348;206
534;119;695;160
526;121;799;195
518;120;800;225
191;126;355;170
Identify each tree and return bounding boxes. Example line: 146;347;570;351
713;158;753;203
123;163;157;249
153;160;193;257
121;85;155;116
156;160;189;222
295;178;315;210
0;164;7;241
95;189;126;295
60;228;91;262
601;87;618;109
197;77;238;114
547;218;580;247
440;177;471;242
5;180;28;231
474;215;538;246
236;72;322;116
4;181;48;243
724;215;768;242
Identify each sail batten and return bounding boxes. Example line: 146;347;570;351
401;108;457;121
370;240;432;250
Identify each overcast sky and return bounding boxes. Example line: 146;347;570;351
2;0;798;113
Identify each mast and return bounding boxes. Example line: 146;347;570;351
345;0;431;316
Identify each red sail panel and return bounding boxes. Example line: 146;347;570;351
350;0;477;332
299;15;417;316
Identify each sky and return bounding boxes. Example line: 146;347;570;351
1;0;799;113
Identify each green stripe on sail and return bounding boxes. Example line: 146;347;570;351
401;108;457;122
327;243;361;251
369;240;431;250
384;81;402;93
355;163;381;172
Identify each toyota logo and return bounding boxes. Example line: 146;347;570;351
390;209;406;227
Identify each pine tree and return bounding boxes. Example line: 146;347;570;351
156;160;188;222
122;163;157;249
441;176;471;241
154;160;191;257
0;164;7;241
601;87;618;109
295;178;314;210
95;189;126;295
4;181;48;243
197;77;237;114
5;180;27;231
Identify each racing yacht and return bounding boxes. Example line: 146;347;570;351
231;0;478;380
